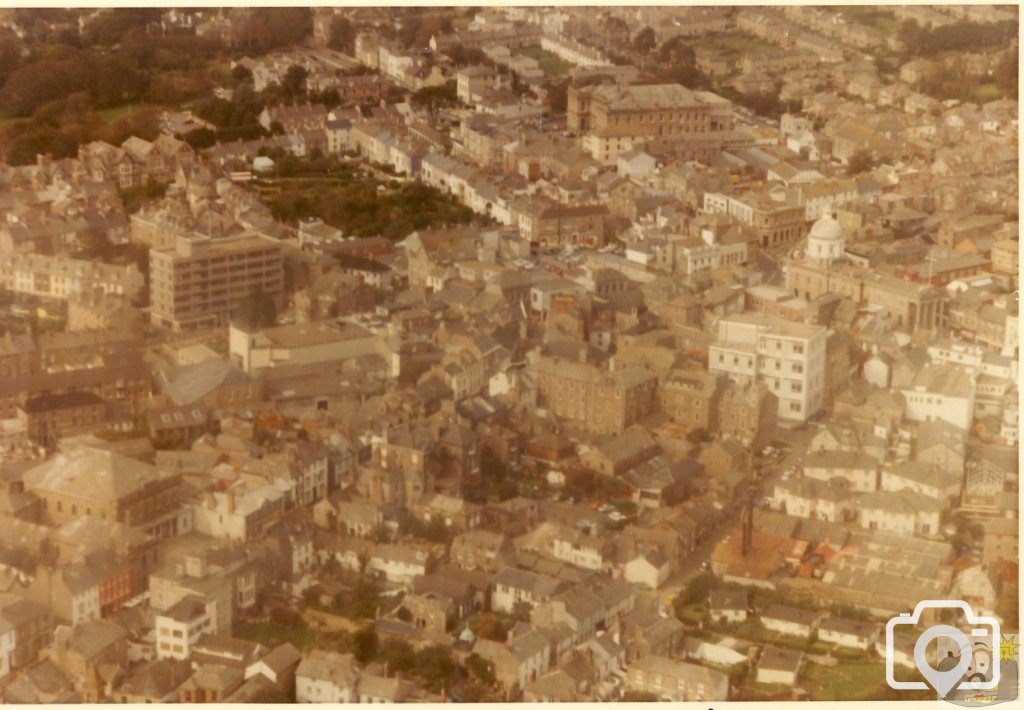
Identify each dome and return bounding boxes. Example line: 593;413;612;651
808;213;844;242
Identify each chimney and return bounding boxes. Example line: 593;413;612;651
740;501;753;555
383;661;390;678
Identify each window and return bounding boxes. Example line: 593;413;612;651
793;344;804;354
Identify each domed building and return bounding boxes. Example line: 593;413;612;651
806;212;845;263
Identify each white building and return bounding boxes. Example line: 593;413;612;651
155;596;212;660
900;364;976;431
0;620;14;679
709;314;827;422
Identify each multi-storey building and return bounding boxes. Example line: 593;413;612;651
533;356;658;435
150;233;284;332
702;191;805;249
709;314;827;423
568;83;733;164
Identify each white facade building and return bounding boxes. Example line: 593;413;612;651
709;314;827;422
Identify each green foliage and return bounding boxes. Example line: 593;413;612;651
282;64;309;99
349;579;381;619
633;26;656;55
466;653;496;686
183;127;217;150
900;18;1018;60
193;95;267;143
443;44;493;67
681;571;717;607
120;179;168;214
235;286;278;329
413;646;455;693
994;49;1018;97
328;16;356;54
544;80;569;114
511;601;532;623
560;469;630;504
845;149;878;176
238;8;313;54
410;81;458;110
350;627;379;663
717;86;800;121
264;177;481;241
82;8;162;47
469;612;514;642
4;125;79;165
379;639;416;674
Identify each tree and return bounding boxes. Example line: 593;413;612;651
183;127;217;150
350;627;378;664
328;16;356;54
239;8;313;53
410;81;458;110
994;49;1018;98
413;646;455;693
544;80;569;114
235;286;278;329
283;64;309;99
232;64;254;84
633;26;656;58
380;639;416;674
466;654;497;686
845;149;877;176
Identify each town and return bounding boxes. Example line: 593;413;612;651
0;4;1017;703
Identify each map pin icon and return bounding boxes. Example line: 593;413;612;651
914;625;973;698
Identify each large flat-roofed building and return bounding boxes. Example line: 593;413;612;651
709;314;826;423
150;233;284;332
568;83;733;164
532;356;658;436
229;321;385;374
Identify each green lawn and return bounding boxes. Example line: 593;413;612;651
234;621;320;651
833;6;900;34
97;103;162;123
512;45;574;76
802;659;890;701
699;31;780;60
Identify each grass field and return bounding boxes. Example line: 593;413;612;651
97;103;163;123
512;45;574;76
833;6;900;35
234;621;320;651
801;659;890;701
698;31;780;60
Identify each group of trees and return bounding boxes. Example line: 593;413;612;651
899;18;1018;60
266;177;482;241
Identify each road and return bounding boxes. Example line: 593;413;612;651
654;423;819;601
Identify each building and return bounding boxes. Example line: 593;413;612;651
709;314;827;423
17;392;108;448
295;650;359;703
532;357;658;435
626;654;728;702
155;596;213;660
22;446;183;539
703;191;805;249
569;83;733;164
150;233;284;332
900;364;976;431
756;645;803;686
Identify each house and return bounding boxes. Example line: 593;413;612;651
113;658;194;703
626;654;728;702
709;588;748;624
801;450;879;493
366;544;432;584
817;617;879;651
756;645;803;686
295;650;360;703
579;425;659;476
472;630;552;693
760;604;820;640
856;489;942;537
492;568;566;614
450;530;515;573
244;643;302;697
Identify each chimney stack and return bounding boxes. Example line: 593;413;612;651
740;501;753;555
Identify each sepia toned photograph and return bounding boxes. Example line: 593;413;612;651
0;2;1018;704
